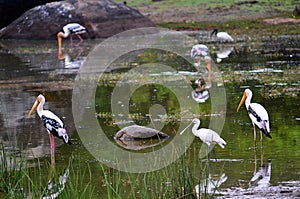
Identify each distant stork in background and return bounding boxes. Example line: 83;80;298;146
210;28;234;42
57;23;87;58
191;44;211;72
27;94;71;164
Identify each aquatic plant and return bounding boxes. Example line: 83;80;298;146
100;149;220;198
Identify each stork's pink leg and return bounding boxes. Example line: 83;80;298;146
260;130;263;142
49;133;55;165
253;124;257;146
76;34;83;46
49;134;55;150
69;34;73;48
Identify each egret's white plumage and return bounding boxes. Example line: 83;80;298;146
237;89;272;143
211;29;234;42
180;118;226;149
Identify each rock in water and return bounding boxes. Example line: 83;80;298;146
114;125;169;140
0;0;154;39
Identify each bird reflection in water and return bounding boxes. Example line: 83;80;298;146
195;173;228;198
191;55;211;103
249;148;271;189
194;157;227;198
215;45;234;63
42;166;70;199
57;47;85;70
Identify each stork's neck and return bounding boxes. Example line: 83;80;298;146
36;100;44;117
58;31;69;38
245;94;252;110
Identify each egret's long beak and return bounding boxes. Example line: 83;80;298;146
179;121;193;135
27;100;39;118
236;92;247;112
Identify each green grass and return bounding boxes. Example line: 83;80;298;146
115;0;300;36
0;144;95;198
117;0;296;14
0;143;220;198
157;19;300;36
100;150;218;199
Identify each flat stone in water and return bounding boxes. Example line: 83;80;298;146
114;125;169;140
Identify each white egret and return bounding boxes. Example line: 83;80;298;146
180;118;226;159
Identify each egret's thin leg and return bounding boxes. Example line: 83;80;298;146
212;148;217;162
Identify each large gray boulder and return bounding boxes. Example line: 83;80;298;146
0;0;57;29
0;0;154;39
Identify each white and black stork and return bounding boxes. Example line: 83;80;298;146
237;89;272;145
57;23;87;58
27;94;71;163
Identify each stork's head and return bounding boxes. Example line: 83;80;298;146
27;94;45;118
236;89;252;112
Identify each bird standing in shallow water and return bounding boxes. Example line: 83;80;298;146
27;94;71;164
57;23;87;58
210;28;234;42
191;44;211;72
180;118;226;159
237;89;272;146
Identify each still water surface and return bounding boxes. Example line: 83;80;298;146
0;33;299;198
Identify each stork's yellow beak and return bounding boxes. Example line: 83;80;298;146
236;92;247;112
27;100;39;118
57;33;62;48
57;33;63;59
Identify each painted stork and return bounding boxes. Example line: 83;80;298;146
180;118;226;159
237;89;272;145
210;28;234;42
57;23;87;58
191;44;211;72
27;94;71;153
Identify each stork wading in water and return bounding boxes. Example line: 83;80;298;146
191;44;211;72
210;28;234;42
180;118;226;160
237;89;272;146
27;94;71;163
57;23;87;59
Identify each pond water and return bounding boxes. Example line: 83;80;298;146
0;31;299;198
